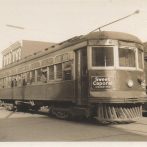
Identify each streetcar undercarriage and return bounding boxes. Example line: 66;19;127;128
0;99;143;123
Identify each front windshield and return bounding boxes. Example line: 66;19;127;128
92;47;114;67
119;48;136;67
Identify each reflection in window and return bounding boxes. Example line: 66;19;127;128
92;47;114;67
119;48;135;67
138;49;143;69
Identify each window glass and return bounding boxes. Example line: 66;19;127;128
63;61;72;80
24;72;31;84
3;78;6;88
56;63;62;79
17;74;22;86
18;48;21;60
119;48;136;67
36;69;42;82
16;50;18;61
41;67;47;83
0;79;3;88
8;77;11;87
49;65;54;80
92;47;114;66
138;49;143;69
30;70;35;83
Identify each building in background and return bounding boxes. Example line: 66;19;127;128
2;40;55;67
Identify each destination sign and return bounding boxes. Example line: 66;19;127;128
91;76;112;89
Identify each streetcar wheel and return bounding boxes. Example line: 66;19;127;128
51;108;70;120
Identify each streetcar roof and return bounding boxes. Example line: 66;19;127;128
84;31;142;44
0;31;142;71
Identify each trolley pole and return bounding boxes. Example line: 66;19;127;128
89;10;140;33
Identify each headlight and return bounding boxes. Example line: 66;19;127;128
127;80;134;88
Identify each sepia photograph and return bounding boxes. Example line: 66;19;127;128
0;0;147;145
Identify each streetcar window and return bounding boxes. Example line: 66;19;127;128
4;77;9;88
63;61;72;80
5;77;8;88
8;77;11;87
30;70;35;83
26;72;30;84
92;47;114;66
119;48;135;67
3;78;6;88
13;78;17;86
56;63;62;79
41;67;47;83
49;65;54;80
36;68;42;82
138;49;143;69
0;78;4;88
17;74;22;86
0;79;3;88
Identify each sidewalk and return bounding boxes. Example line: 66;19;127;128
112;117;147;136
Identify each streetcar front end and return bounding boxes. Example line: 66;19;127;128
86;32;146;122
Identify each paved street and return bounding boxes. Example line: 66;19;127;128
0;107;147;141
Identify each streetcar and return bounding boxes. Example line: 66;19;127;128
0;31;146;122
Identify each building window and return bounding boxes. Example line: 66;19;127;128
18;48;21;60
12;51;15;62
3;56;6;66
5;54;8;65
16;50;18;61
9;53;12;64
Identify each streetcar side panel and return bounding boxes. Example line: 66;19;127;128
0;41;87;104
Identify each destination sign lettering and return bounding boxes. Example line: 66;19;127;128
91;76;112;89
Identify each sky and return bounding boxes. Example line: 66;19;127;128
0;0;147;66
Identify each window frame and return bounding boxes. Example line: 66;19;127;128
137;48;144;71
48;65;55;81
117;46;138;70
63;60;72;80
55;63;63;80
88;45;116;70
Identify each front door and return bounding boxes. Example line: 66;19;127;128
75;47;88;105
